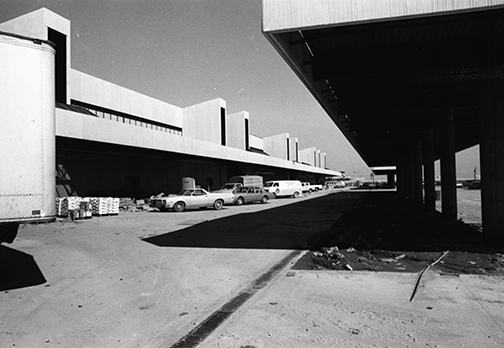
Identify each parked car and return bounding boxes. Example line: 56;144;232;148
151;188;233;212
232;186;275;205
302;182;323;193
217;183;243;193
301;182;311;193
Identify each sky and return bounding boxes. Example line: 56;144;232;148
1;0;480;180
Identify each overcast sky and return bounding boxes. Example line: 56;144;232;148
1;0;480;180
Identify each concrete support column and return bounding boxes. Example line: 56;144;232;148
387;172;395;188
407;150;415;200
440;110;457;220
413;142;423;203
396;158;406;196
478;66;504;237
422;129;436;210
397;155;411;198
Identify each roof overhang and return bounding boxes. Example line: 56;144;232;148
262;0;504;167
370;166;397;176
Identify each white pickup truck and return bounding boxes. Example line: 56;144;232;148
302;182;323;193
151;188;234;212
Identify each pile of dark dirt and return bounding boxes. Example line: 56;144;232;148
293;192;504;275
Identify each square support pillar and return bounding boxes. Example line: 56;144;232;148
439;110;457;220
423;129;436;210
408;150;415;200
413;142;423;204
478;66;504;237
396;157;407;197
387;172;395;188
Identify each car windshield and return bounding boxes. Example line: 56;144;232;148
237;187;248;193
221;184;236;190
178;190;193;196
264;182;273;187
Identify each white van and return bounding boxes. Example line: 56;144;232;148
263;180;303;198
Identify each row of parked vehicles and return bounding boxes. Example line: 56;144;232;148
150;176;320;212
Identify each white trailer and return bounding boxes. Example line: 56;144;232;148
0;32;56;243
229;175;263;187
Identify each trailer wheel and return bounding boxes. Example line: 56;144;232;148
173;202;185;212
213;199;223;210
293;191;300;198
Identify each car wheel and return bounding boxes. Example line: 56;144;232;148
173;202;185;212
236;197;244;206
261;195;268;204
213;199;223;210
293;191;300;198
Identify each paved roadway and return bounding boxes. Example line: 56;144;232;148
0;189;362;348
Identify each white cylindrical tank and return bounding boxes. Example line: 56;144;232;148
0;32;56;235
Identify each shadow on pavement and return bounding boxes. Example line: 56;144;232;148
142;190;504;275
294;191;504;274
0;245;46;291
142;191;364;250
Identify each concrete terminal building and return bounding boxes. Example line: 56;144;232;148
0;8;341;198
262;0;504;236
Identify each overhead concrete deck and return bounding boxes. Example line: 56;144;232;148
262;0;504;236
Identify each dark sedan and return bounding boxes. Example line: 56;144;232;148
232;186;275;205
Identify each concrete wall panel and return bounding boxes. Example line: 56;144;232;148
0;8;71;103
249;134;264;151
300;147;316;166
70;70;183;128
182;98;226;144
227;111;248;150
289;137;299;162
263;133;289;159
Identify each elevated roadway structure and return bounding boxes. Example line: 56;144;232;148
262;0;504;236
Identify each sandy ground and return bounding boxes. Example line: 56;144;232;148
197;190;504;348
0;191;356;347
200;270;504;348
437;188;481;226
2;189;503;348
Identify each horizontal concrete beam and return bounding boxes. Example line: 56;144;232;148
55;109;339;176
